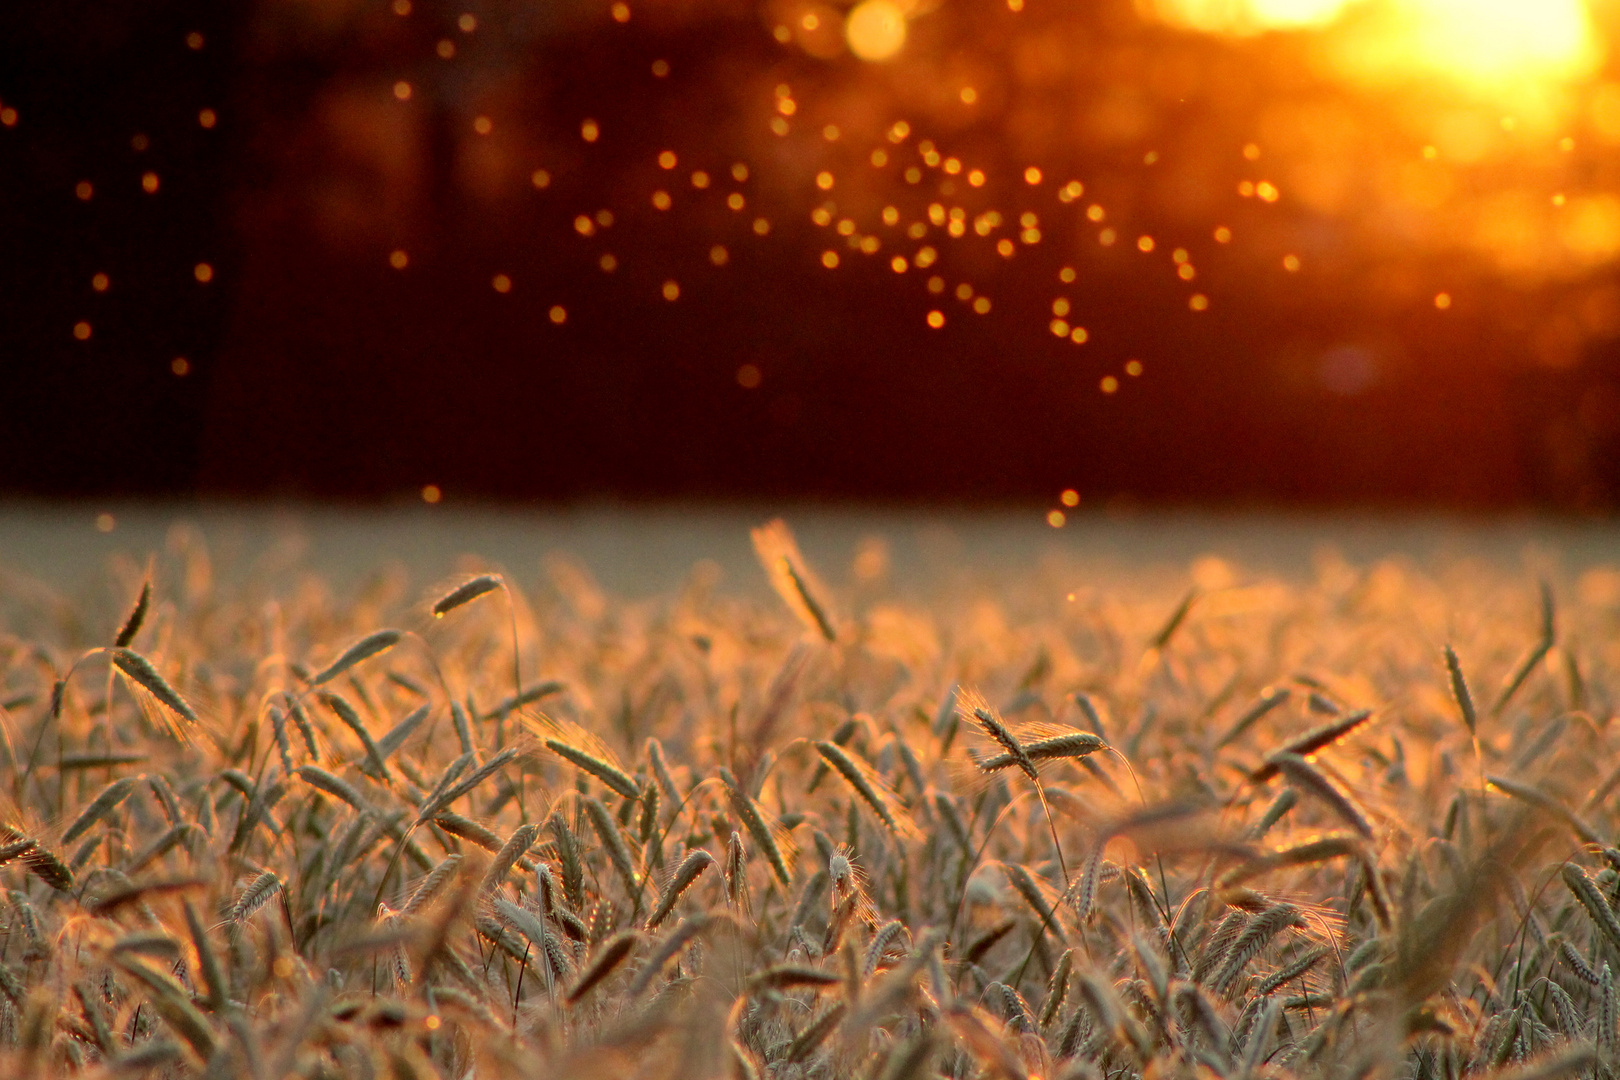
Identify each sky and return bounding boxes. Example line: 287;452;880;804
5;0;1620;508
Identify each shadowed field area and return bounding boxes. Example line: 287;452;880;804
1;509;1619;1078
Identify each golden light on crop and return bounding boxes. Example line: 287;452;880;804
846;0;906;61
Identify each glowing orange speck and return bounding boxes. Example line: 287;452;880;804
737;364;761;388
926;310;945;328
172;357;190;376
492;273;512;292
1047;510;1066;528
194;262;214;283
1024;166;1042;185
73;321;92;340
393;81;412;101
549;305;567;324
1435;292;1452;309
1060;489;1079;507
422;485;442;503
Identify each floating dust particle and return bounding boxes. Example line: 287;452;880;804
652;191;671;210
581;119;599;141
1435;292;1452;309
1243;142;1260;160
691;171;709;188
1047;509;1065;527
997;238;1015;256
92;273;109;292
611;2;631;22
821;250;839;268
73;321;92;340
394;81;412;101
1257;181;1279;202
194;263;213;283
731;162;748;181
891;256;908;272
473;116;492;134
1126;360;1143;375
1100;375;1118;393
662;280;679;300
393;0;410;13
1283;254;1300;271
575;215;596;236
1050;319;1070;337
198;109;216;128
710;245;729;265
141;172;159;193
926;275;944;292
186;31;204;49
171;357;190;375
1214;225;1231;242
492;274;511;292
1098;229;1116;246
1137;235;1155;252
753;218;770;234
727;193;745;210
1061;489;1079;506
659;150;676;169
959;87;977;104
1239;180;1255;197
926;309;945;327
872;149;889;167
76;181;92;200
1059;267;1076;282
96;513;116;532
968;169;984;186
955;283;972;300
599;254;617;271
132;134;149;150
438;39;455;58
1024;166;1042;184
652;59;669;76
1071;326;1088;343
816;171;834;190
973;296;990;313
1052;298;1070;316
1178;264;1197;280
1189;293;1209;310
823;125;839;141
549;305;567;323
596;210;613;227
421;484;441;503
458;12;476;31
737;364;761;388
1086;204;1105;222
532;169;551;188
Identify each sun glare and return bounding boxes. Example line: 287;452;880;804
1149;0;1601;97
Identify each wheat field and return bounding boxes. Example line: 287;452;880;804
2;513;1620;1080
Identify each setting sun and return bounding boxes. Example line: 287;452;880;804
1149;0;1601;96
